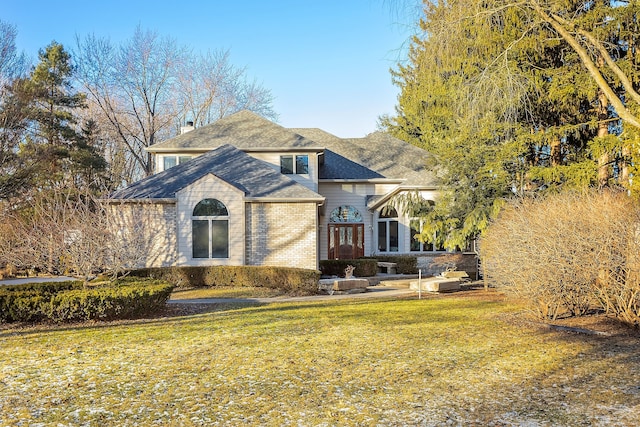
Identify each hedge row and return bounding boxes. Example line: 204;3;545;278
128;266;321;295
363;255;418;274
0;278;173;323
319;259;379;277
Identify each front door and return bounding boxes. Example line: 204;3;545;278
328;224;364;260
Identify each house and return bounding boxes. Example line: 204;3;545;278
107;110;446;271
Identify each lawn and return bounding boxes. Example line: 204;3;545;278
170;286;285;300
1;291;639;426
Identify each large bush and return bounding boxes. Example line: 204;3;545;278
129;266;320;295
480;190;640;324
0;278;173;323
361;255;418;274
319;259;379;277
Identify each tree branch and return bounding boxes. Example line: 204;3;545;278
530;1;640;129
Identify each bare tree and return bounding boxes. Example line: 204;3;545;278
0;21;30;199
75;27;277;184
0;189;156;284
0;20;28;86
75;27;186;181
176;49;277;127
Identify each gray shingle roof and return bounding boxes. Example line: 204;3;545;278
145;110;438;186
148;110;321;152
290;129;438;187
110;144;324;201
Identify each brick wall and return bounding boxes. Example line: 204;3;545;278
108;201;177;268
246;202;318;270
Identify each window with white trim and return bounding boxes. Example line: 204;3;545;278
163;155;193;171
377;207;399;252
410;219;445;252
192;199;229;259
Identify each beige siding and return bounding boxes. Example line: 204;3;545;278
245;202;318;270
249;152;319;192
154;151;319;192
175;174;245;266
318;183;375;259
318;186;442;258
108;202;177;268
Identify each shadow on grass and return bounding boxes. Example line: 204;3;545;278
0;300;268;338
485;311;640;425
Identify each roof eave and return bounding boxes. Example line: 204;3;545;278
244;197;325;203
147;146;326;154
102;198;177;204
367;185;439;211
319;178;404;184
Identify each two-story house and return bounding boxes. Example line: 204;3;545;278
108;110;441;271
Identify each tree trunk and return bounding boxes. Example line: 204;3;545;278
550;135;562;166
597;90;611;188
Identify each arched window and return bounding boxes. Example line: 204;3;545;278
377;206;398;252
329;205;363;223
192;199;229;259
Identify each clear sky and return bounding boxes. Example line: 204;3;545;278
4;0;414;137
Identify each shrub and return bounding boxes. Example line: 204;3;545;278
0;278;173;323
128;266;320;295
362;255;418;274
319;259;378;277
480;190;640;324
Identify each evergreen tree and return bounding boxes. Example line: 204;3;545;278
384;0;635;248
0;41;108;197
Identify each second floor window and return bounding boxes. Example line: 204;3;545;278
163;155;193;171
280;155;308;174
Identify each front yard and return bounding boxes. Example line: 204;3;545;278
1;291;639;426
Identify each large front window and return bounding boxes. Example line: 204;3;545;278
192;199;229;259
377;207;398;252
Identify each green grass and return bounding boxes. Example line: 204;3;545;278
1;294;639;426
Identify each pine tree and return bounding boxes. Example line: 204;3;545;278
0;41;108;196
384;0;635;248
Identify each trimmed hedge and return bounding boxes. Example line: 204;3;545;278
319;259;378;277
361;255;418;274
128;266;321;295
0;278;173;323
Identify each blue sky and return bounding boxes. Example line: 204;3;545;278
4;0;415;137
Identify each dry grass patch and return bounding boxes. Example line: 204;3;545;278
1;293;640;426
170;286;285;300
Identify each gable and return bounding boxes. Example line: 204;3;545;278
176;173;245;199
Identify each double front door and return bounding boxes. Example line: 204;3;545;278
328;224;364;260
